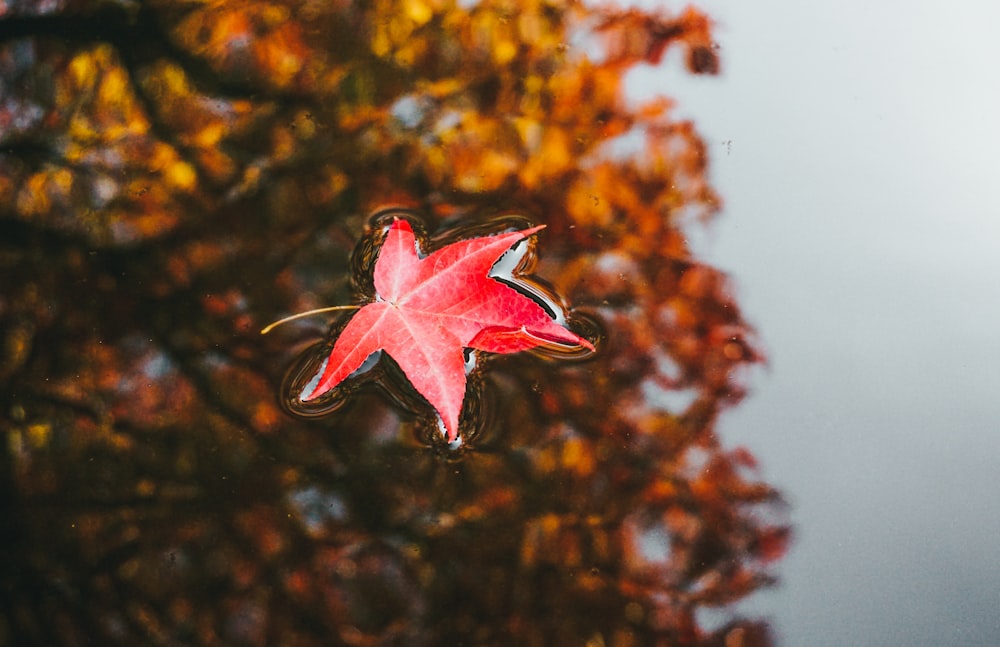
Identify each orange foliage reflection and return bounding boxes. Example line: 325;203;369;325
0;1;787;645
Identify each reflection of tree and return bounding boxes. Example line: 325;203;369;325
1;1;787;645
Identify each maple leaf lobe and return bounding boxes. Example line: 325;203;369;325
303;219;592;442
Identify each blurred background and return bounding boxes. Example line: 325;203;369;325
627;1;1000;644
1;2;786;645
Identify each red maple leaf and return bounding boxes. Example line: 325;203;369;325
300;219;593;443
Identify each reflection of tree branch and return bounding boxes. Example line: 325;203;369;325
16;567;115;645
0;7;293;100
0;138;60;170
144;324;338;487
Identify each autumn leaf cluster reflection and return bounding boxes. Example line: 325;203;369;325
1;1;787;645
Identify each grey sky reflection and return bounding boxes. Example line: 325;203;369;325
626;1;1000;645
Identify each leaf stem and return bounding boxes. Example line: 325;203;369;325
260;305;360;335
